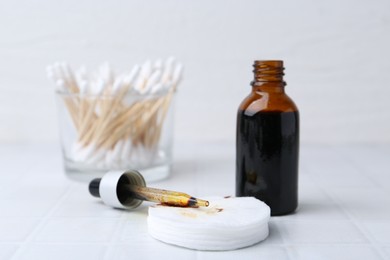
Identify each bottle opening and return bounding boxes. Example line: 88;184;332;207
253;60;285;82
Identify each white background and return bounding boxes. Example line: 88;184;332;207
0;2;390;259
0;0;389;145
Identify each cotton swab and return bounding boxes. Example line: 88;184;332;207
48;59;182;170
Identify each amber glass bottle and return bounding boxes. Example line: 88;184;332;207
236;60;299;216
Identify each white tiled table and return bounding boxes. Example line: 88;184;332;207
0;142;389;260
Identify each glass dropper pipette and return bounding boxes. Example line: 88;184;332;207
123;184;209;207
89;174;209;208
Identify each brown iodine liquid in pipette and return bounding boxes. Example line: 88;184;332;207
124;185;209;207
89;177;209;208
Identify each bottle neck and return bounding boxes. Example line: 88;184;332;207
251;60;286;93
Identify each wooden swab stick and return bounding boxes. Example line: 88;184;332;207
93;100;146;146
149;90;174;148
79;66;140;146
99;96;164;149
48;60;182;168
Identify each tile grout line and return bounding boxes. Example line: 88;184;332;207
102;210;126;259
267;219;295;259
329;146;389;258
9;183;75;260
276;221;295;260
337;145;385;189
330;198;388;259
314;174;388;260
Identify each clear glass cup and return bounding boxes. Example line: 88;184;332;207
55;90;175;182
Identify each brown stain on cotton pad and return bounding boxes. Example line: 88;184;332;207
178;206;224;218
179;211;198;218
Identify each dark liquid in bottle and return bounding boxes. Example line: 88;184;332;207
236;110;299;216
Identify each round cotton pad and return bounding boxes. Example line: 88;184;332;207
147;196;270;251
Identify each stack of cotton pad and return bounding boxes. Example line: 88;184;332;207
147;197;270;251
